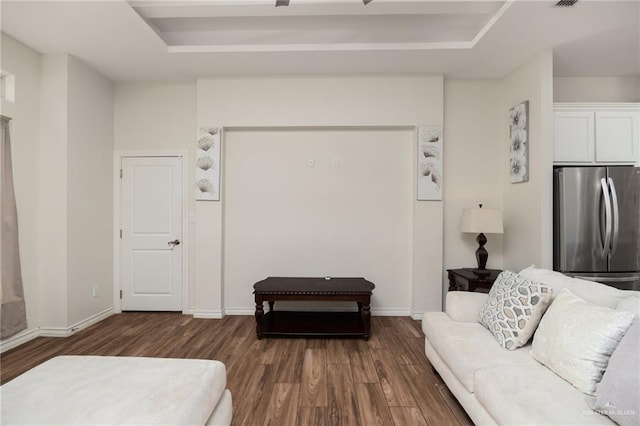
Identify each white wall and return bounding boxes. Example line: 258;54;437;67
554;77;640;102
0;34;41;338
37;54;116;329
114;82;197;151
66;55;114;325
197;75;444;315
114;77;444;316
501;50;555;271
443;63;558;281
38;54;69;327
114;82;197;311
224;128;414;313
443;79;503;288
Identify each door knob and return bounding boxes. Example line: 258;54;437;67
168;239;181;249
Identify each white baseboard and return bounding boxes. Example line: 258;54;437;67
371;308;411;316
40;307;114;337
38;327;74;338
192;310;225;319
0;327;41;353
1;307;114;353
411;311;425;320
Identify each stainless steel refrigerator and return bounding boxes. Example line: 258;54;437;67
553;166;640;290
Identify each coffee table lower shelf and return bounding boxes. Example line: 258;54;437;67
261;311;367;338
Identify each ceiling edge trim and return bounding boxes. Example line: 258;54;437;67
470;0;514;47
168;41;473;53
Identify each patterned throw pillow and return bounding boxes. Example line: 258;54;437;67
479;270;552;350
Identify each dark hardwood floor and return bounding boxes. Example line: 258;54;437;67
1;313;471;426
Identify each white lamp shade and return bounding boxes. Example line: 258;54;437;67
460;207;503;234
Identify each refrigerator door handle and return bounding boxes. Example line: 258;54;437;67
608;177;619;253
600;178;612;256
557;170;567;270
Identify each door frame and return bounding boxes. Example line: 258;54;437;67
113;150;190;314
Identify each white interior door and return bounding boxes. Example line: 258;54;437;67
120;156;183;311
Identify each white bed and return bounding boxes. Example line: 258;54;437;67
0;356;232;425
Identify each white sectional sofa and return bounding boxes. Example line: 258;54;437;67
422;266;639;425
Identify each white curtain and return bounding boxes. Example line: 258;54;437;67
1;116;27;339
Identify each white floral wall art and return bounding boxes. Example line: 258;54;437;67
196;127;221;201
417;126;443;201
509;101;529;183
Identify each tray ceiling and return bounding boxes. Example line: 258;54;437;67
1;0;637;81
131;1;508;52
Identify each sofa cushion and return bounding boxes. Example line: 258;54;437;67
475;365;614;425
519;266;640;308
479;270;552;350
531;289;635;395
445;291;489;322
617;297;640;315
587;319;640;426
422;312;537;393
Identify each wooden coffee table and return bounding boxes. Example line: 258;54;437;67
253;277;375;340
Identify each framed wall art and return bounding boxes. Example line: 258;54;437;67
196;127;221;201
509;101;529;183
417;125;443;201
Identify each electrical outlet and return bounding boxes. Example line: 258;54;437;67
92;286;99;298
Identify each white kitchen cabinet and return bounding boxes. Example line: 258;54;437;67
554;111;594;163
553;103;640;164
594;111;638;162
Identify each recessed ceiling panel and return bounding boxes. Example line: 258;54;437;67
132;0;508;51
156;14;486;46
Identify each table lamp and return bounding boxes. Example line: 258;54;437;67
460;204;503;276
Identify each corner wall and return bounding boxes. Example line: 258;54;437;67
500;50;554;271
1;38;116;350
38;54;69;327
443;79;504;294
38;53;115;331
66;55;114;325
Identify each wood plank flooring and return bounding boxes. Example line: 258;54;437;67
0;313;472;426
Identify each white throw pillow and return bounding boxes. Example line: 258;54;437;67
479;270;552;350
587;319;640;426
531;288;635;395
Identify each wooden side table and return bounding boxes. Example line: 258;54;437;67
253;277;375;340
447;269;502;292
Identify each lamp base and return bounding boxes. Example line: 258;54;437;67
475;232;488;270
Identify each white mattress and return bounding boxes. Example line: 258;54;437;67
1;355;230;425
